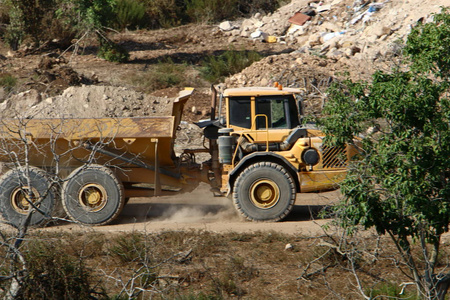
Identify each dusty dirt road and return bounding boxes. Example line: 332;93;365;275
44;184;341;235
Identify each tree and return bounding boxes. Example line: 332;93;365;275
2;0;129;62
318;8;450;299
56;0;129;62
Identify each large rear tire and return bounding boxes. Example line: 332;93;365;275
62;165;124;226
232;162;296;221
0;167;57;227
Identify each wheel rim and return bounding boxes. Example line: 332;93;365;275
11;186;40;214
249;179;280;209
78;183;108;212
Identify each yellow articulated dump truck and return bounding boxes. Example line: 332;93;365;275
0;86;357;227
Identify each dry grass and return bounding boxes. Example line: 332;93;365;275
0;229;429;299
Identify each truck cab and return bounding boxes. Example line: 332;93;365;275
203;85;357;222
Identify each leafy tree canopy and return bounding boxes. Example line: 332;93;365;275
319;7;450;299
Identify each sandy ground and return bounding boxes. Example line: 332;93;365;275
41;184;341;235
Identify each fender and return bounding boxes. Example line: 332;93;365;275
226;152;300;196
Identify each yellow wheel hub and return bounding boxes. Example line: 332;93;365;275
249;179;280;209
79;184;108;212
11;187;39;214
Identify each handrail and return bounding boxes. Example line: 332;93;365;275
230;114;271;168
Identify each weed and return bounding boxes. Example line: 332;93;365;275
18;238;99;299
142;0;186;29
97;41;129;63
130;59;199;92
186;0;238;24
108;232;145;263
0;73;17;93
226;256;258;281
201;49;262;83
368;282;417;299
114;0;146;30
229;232;254;242
260;230;290;243
176;292;219;300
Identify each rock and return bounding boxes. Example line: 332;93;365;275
296;35;310;47
308;33;322;46
0;88;5;101
230;29;240;37
219;21;234;31
228;36;237;43
367;35;378;43
242;19;255;30
319;22;341;33
240;31;250;38
327;48;344;59
285;243;293;251
340;40;355;48
344;48;354;57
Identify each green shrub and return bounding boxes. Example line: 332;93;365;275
113;0;146;30
141;0;187;29
201;49;262;83
130;59;199;92
368;282;417;299
108;233;145;263
238;0;287;15
97;40;130;63
19;239;97;300
0;73;17;93
176;292;219;300
186;0;239;24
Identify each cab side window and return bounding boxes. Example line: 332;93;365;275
229;97;251;129
256;97;288;129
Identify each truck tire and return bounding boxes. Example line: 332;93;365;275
0;167;57;227
232;162;296;221
62;165;124;226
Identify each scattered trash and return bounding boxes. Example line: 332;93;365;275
350;1;388;25
266;36;277;43
285;243;294;251
317;4;332;13
322;31;346;42
288;12;311;26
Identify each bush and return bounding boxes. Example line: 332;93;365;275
113;0;146;30
201;49;262;83
0;73;17;93
185;0;239;24
97;40;130;63
130;59;199;92
19;239;97;300
141;0;187;29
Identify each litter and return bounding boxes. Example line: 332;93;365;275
288;12;311;26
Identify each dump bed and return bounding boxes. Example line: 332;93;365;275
0;89;193;169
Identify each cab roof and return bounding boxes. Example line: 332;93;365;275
223;87;304;97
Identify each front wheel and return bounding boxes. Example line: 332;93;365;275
62;165;124;226
232;162;296;221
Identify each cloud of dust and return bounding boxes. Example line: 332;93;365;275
155;185;241;223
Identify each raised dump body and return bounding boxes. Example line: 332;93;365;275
0;89;204;227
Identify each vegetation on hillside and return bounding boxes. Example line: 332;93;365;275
0;0;286;62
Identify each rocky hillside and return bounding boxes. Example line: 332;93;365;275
0;0;448;121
